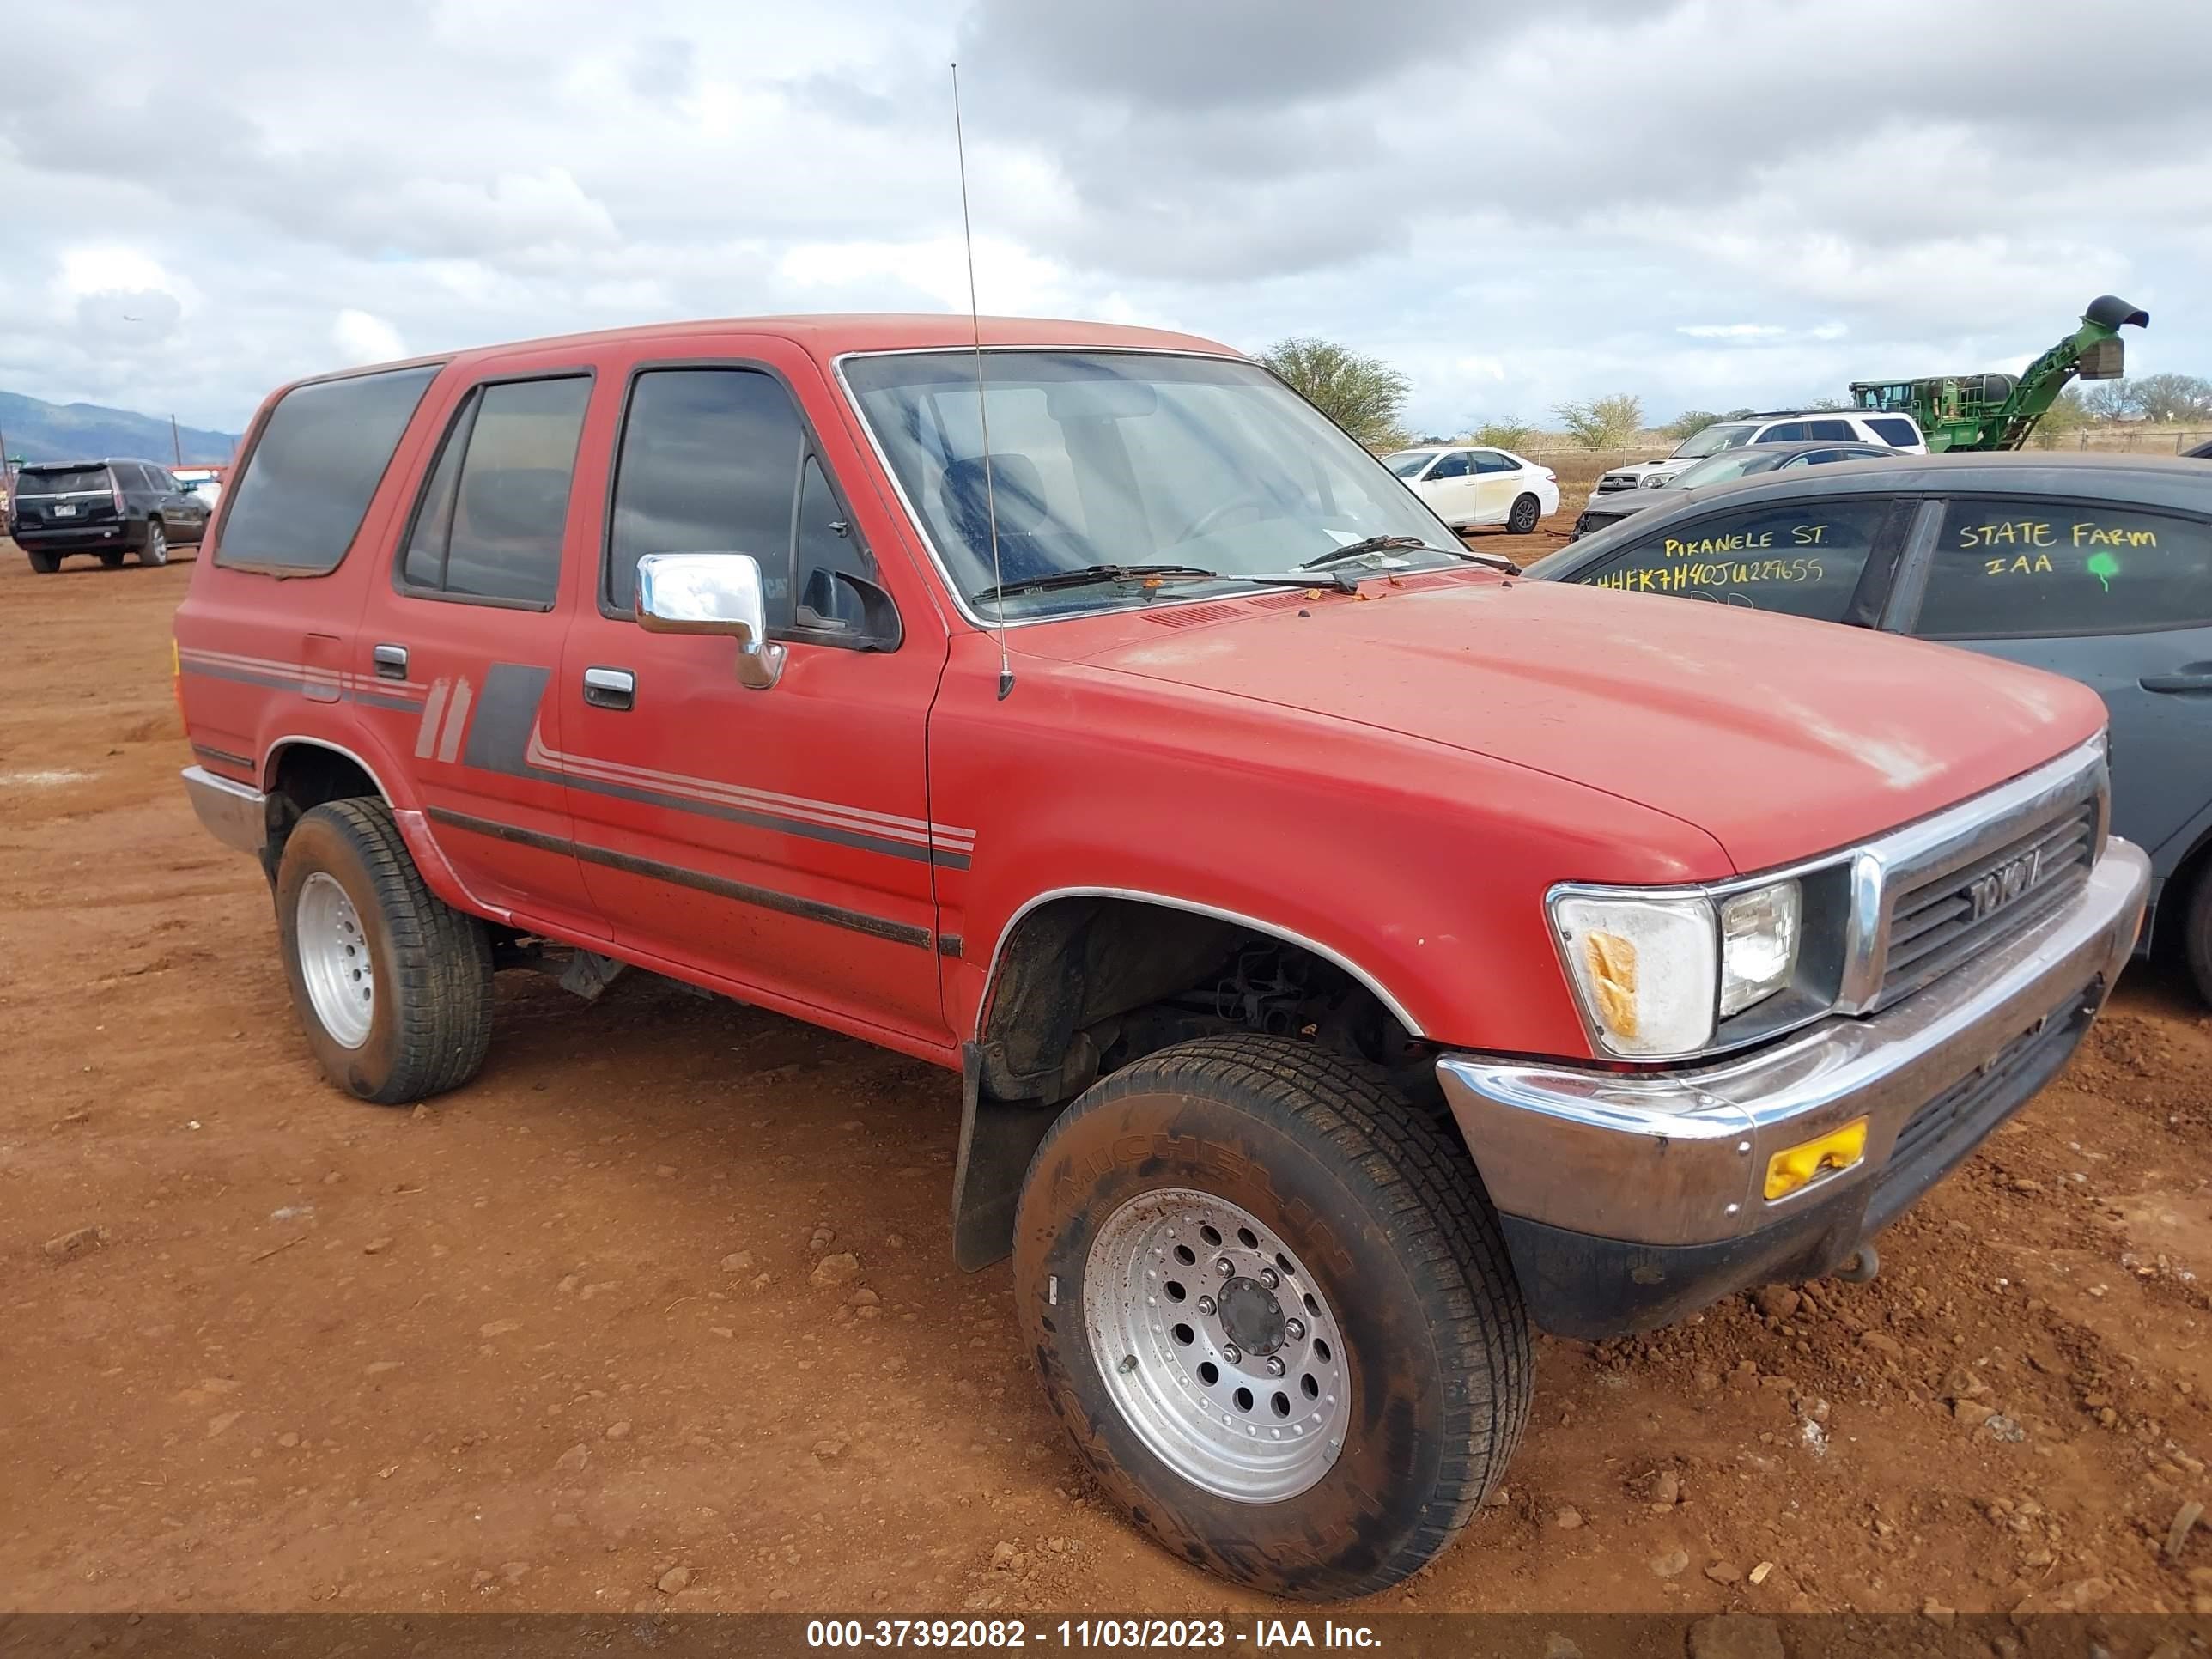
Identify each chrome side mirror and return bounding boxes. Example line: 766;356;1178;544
634;552;787;691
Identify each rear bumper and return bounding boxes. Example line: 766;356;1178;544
17;521;135;550
181;765;268;857
1436;837;2149;1339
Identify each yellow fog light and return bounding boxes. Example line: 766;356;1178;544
1764;1119;1869;1201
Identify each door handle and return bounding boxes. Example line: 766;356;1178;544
2140;667;2212;694
372;643;409;680
583;665;635;710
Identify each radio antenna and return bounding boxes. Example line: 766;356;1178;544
951;60;1014;701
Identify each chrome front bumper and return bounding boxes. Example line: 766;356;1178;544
182;765;268;857
1437;836;2148;1250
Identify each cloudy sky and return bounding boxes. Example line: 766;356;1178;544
3;0;2209;439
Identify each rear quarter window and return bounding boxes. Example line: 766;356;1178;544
217;363;441;573
1914;499;2212;637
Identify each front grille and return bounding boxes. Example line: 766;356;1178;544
1879;802;2097;1004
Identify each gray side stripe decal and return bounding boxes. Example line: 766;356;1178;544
192;742;255;772
554;769;971;870
427;806;934;950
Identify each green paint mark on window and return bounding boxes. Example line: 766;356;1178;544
2085;550;2119;592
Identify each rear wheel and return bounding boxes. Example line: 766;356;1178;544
27;549;62;574
138;520;169;566
99;550;125;569
276;798;494;1103
1507;493;1541;534
1013;1034;1531;1598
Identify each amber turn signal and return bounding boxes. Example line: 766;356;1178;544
1763;1119;1869;1201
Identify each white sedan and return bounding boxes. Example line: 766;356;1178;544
1383;445;1559;534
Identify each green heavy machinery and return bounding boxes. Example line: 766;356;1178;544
1849;295;2149;453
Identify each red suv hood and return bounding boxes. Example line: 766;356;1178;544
1019;576;2104;875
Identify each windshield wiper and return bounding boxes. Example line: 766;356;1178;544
971;563;1357;605
1303;535;1521;576
970;563;1217;604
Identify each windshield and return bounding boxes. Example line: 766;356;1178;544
1670;422;1756;459
842;351;1461;618
1666;450;1785;489
15;466;112;495
1382;450;1436;478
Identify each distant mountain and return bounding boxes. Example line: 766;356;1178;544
0;389;240;468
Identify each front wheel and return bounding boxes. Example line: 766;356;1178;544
1507;493;1541;534
2184;860;2212;1008
1014;1034;1532;1598
139;520;169;566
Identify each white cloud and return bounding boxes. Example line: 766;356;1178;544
0;0;2203;436
331;309;407;366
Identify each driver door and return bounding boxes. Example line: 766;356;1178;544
1419;450;1480;526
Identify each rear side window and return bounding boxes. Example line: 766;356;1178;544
1806;419;1856;441
19;466;111;495
399;375;592;607
1756;422;1808;443
218;364;440;573
1865;416;1919;447
1471;451;1519;474
1571;496;1893;623
1914;499;2212;637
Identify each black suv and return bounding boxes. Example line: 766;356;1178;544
9;459;211;572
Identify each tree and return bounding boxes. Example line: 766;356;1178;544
1259;337;1412;450
2129;372;2212;424
1723;406;1758;421
2081;379;2136;422
2029;386;2092;449
1468;416;1537;449
1661;410;1720;441
1553;393;1644;451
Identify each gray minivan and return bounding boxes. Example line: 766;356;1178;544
1524;454;2212;1001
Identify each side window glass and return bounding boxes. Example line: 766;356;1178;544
606;368;805;623
1427;452;1472;479
1472;451;1517;474
1915;500;2212;637
1806;419;1856;441
793;453;875;631
398;375;590;606
1866;417;1919;447
1756;422;1808;443
219;363;441;574
1572;496;1893;622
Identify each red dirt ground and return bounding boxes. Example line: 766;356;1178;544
3;523;2210;1618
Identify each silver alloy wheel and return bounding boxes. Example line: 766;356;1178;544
296;872;374;1048
143;522;167;565
1085;1187;1348;1503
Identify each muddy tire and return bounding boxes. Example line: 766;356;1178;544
1508;493;1541;534
139;520;169;567
1013;1033;1531;1598
275;798;494;1104
27;549;61;574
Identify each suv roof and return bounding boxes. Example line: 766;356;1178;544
262;314;1238;404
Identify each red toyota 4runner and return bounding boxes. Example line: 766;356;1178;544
177;316;2149;1597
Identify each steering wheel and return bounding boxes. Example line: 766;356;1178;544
1173;495;1273;545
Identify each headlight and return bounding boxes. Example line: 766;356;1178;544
1550;878;1802;1059
1719;880;1800;1016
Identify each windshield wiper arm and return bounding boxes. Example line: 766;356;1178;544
970;563;1217;604
1303;534;1522;577
972;563;1358;605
